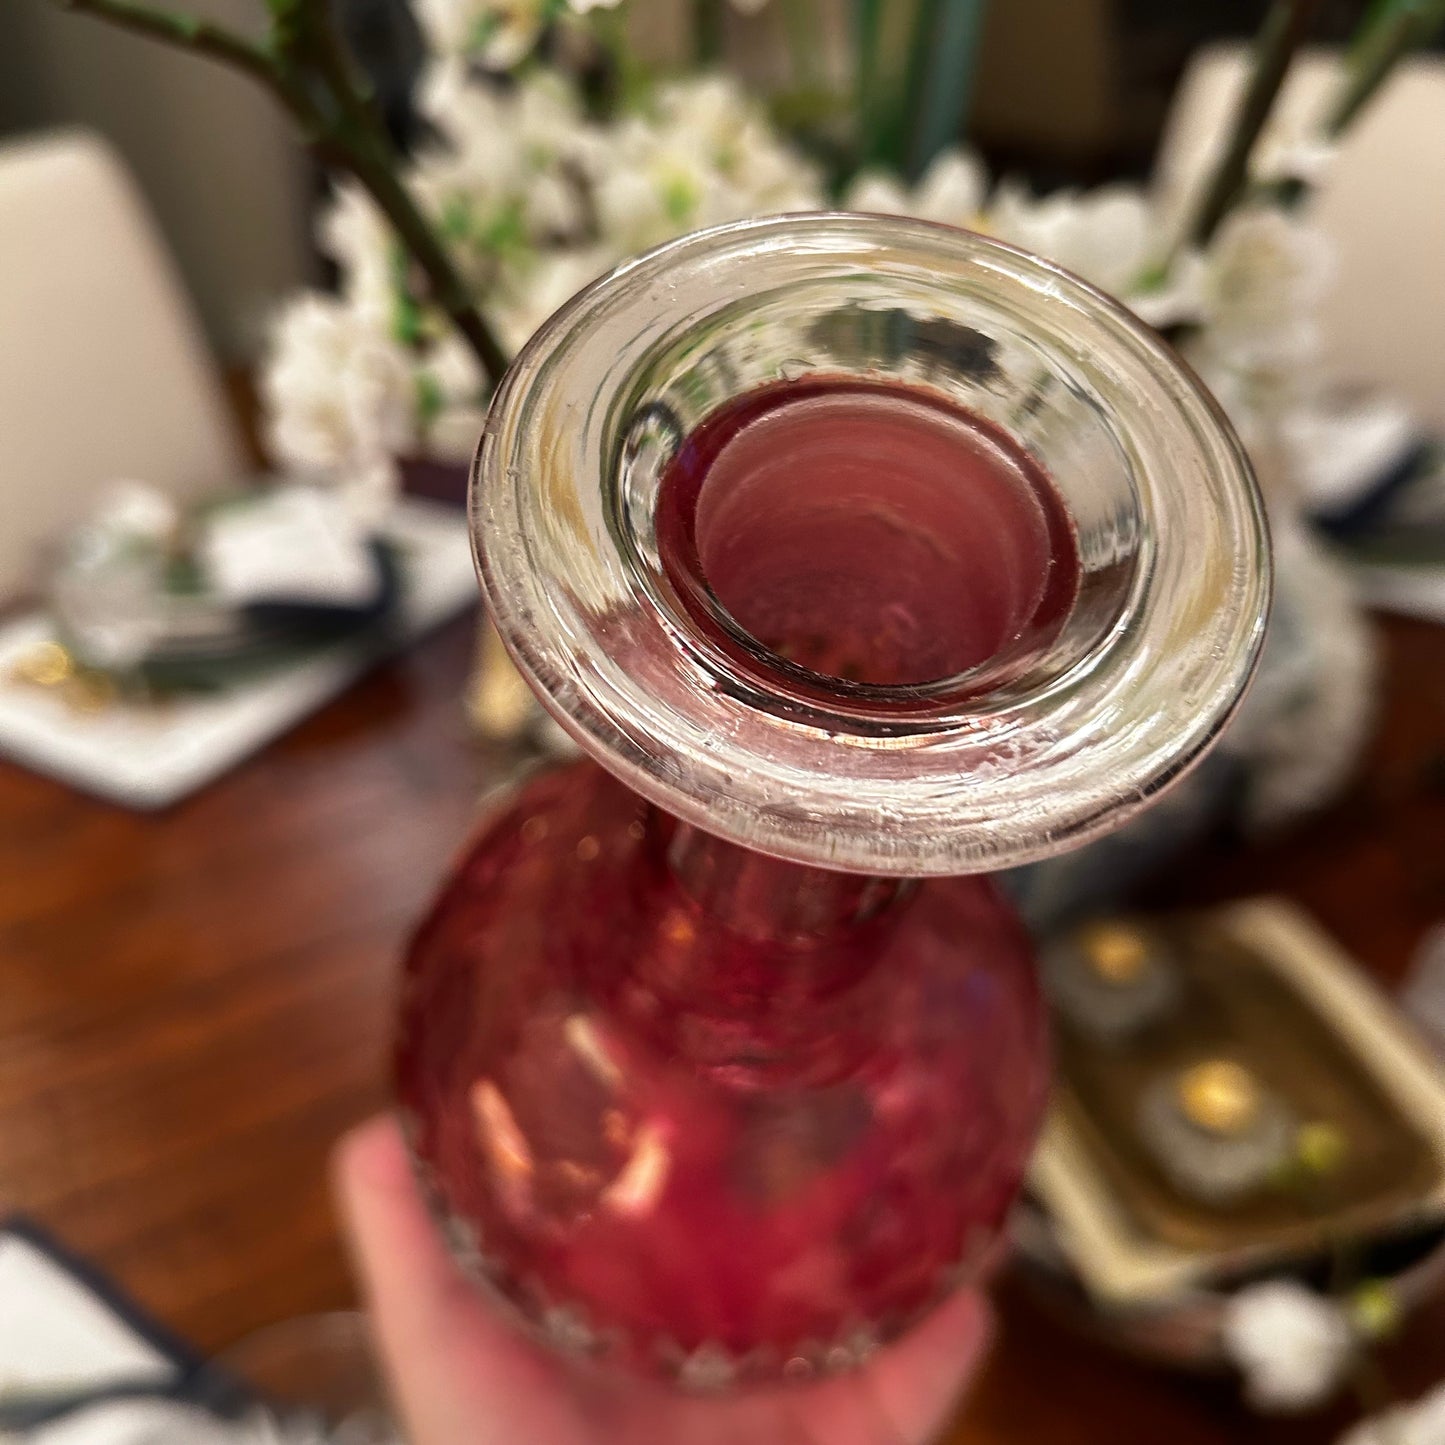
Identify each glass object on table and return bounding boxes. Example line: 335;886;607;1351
51;532;166;662
397;215;1272;1387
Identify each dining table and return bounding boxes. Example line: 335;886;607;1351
3;486;1444;1442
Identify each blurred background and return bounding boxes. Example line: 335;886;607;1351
1;2;1444;1442
0;0;1399;358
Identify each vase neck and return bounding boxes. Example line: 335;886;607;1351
659;817;907;946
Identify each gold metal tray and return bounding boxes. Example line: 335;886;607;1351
1031;899;1445;1305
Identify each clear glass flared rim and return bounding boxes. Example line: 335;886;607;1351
473;213;1272;876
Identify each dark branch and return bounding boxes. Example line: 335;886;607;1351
53;0;277;90
1185;0;1325;248
50;0;511;388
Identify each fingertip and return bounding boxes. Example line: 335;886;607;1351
917;1286;994;1362
331;1111;453;1277
333;1113;407;1195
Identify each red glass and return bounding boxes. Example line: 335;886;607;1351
398;381;1061;1385
655;377;1078;688
398;216;1270;1390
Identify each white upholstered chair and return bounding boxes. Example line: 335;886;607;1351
1155;46;1445;431
0;130;244;601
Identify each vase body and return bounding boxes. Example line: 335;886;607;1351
398;762;1044;1384
398;215;1271;1386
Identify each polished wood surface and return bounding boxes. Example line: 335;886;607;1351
1;606;1442;1442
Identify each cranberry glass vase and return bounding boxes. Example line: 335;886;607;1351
397;215;1271;1388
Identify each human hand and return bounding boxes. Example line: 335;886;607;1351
335;1115;990;1445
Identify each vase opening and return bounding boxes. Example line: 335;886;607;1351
477;215;1268;874
654;377;1081;693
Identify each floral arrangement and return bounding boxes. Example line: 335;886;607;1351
262;62;823;516
51;0;1436;532
254;0;1360;521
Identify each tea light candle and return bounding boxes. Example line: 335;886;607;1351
1177;1060;1262;1137
1044;918;1178;1042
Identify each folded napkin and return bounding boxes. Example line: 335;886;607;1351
1292;395;1445;625
199;489;382;611
23;1402;289;1445
0;1222;186;1401
0;1223;393;1445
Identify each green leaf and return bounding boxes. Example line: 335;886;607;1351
662;173;700;225
415;369;445;426
467;10;506;57
693;0;723;65
441;194;474;241
393;292;423;346
477;197;528;256
387;241;424;346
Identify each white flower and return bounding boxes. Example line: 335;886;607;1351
414;67;597;251
1222;1280;1354;1412
261;295;417;521
653;76;821;216
845;149;986;228
1219;511;1377;831
986;180;1157;298
1196;206;1334;371
420;331;485;406
844;169;912;216
593;121;714;252
412;0;546;67
415;60;516;166
592;78;819;256
491;246;612;355
416;332;489;460
1340;1383;1445;1445
655;75;755;158
413;0;626;65
1282;395;1417;515
318;182;395;330
1124;247;1209;330
1164;207;1334;449
913;148;988;226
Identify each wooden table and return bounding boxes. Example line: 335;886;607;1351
2;609;1443;1442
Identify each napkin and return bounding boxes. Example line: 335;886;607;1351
200;490;381;610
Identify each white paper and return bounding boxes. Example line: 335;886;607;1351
201;488;378;608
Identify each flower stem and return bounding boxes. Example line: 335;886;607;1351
907;0;986;179
898;0;942;178
49;0;510;389
693;0;724;65
1326;0;1445;136
781;0;819;91
852;0;887;166
1184;0;1326;248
